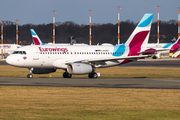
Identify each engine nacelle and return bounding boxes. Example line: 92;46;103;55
30;68;56;74
67;63;93;74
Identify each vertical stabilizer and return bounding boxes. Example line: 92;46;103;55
30;29;45;45
125;13;153;56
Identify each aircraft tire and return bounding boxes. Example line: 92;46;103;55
88;73;93;78
92;73;98;78
63;72;72;78
152;56;157;59
27;74;33;78
88;73;98;78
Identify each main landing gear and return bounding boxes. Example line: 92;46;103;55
63;72;98;78
27;68;34;78
88;73;98;78
63;72;72;78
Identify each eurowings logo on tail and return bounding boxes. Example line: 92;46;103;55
113;14;153;57
30;29;45;45
162;37;180;53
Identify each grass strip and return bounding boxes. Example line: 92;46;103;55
0;86;180;120
1;65;180;78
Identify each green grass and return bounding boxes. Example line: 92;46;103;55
0;87;180;120
1;66;180;119
1;65;180;78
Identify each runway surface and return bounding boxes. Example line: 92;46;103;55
0;77;180;89
1;59;180;89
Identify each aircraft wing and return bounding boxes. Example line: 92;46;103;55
139;48;171;54
65;55;149;64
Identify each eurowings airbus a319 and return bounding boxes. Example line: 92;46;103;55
6;13;154;78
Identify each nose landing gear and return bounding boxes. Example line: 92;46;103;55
27;68;34;78
27;74;33;78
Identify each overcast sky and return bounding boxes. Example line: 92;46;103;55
0;0;179;25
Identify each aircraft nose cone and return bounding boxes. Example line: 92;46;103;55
6;56;13;65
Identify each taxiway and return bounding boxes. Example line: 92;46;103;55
0;77;180;89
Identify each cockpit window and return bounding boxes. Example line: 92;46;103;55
12;51;26;55
23;51;26;55
19;51;23;54
12;51;19;54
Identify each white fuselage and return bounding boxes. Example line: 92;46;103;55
6;44;129;69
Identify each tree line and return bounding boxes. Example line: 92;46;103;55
1;20;178;45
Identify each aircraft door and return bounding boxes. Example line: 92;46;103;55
32;47;39;60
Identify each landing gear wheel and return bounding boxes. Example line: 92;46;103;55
93;73;98;78
88;73;93;78
88;73;98;79
27;74;33;78
152;56;157;59
63;72;72;78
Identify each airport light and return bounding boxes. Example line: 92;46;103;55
53;10;57;44
1;21;3;44
87;10;92;45
155;6;160;44
16;20;18;44
178;8;180;38
117;6;122;45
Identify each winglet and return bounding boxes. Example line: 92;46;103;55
174;37;180;45
30;29;45;45
169;37;180;53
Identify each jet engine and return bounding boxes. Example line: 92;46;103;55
67;63;93;74
30;68;56;74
